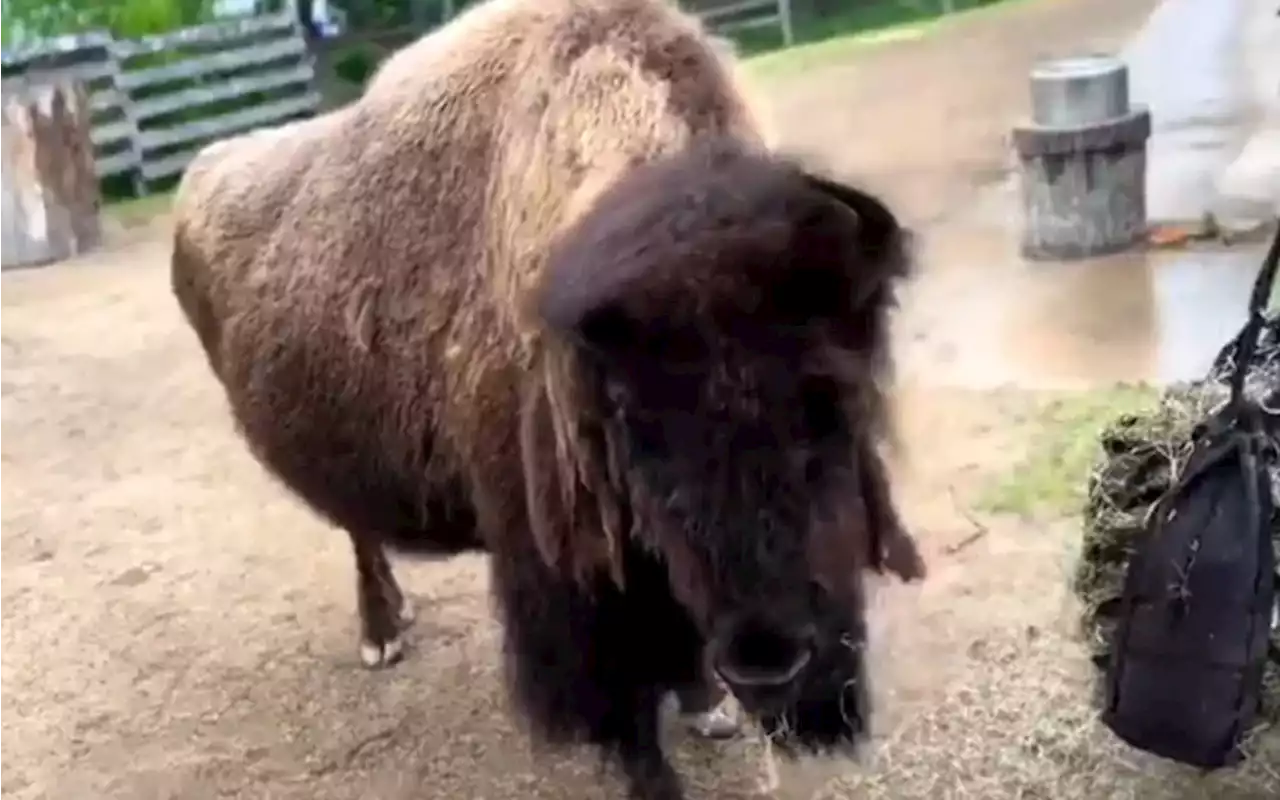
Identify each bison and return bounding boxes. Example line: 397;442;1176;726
170;0;925;796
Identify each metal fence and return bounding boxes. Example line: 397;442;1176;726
0;10;318;193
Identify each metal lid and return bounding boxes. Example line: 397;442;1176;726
1029;54;1130;128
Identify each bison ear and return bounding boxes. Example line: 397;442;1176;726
803;172;912;312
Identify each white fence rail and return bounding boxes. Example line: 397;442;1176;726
116;11;320;186
1;11;318;191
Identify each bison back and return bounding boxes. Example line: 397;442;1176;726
169;0;764;557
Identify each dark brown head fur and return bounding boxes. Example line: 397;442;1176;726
531;134;920;746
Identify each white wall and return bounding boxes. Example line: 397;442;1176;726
1215;0;1280;216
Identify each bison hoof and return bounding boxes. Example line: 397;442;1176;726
683;696;742;740
359;634;405;669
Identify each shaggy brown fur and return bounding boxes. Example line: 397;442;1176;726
171;1;923;797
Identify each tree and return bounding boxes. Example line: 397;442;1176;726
2;0;215;48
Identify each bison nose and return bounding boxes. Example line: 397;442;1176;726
711;614;815;692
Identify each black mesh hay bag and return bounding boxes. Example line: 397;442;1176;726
1097;223;1280;769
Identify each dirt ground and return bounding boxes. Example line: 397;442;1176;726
5;1;1278;798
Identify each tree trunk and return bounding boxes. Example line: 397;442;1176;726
1;76;103;270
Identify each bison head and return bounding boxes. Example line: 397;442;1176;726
527;135;922;754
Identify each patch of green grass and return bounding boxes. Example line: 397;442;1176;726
976;383;1163;519
744;23;932;78
742;0;1032;77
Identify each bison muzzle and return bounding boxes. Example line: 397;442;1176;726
531;138;925;778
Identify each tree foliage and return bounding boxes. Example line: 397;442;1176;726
2;0;216;48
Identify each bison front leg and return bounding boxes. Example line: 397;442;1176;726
616;693;685;800
860;438;926;582
492;546;689;798
350;534;415;668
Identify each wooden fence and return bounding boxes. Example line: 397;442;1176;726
0;2;795;191
0;11;318;193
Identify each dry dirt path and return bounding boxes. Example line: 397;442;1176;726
9;2;1274;799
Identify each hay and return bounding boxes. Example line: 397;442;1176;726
1075;315;1280;722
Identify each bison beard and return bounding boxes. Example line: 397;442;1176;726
167;1;922;797
502;137;922;798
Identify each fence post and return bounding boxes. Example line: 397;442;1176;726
1012;55;1152;260
105;36;148;197
1;76;103;269
779;0;794;47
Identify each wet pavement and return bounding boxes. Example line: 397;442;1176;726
897;0;1273;391
897;229;1271;390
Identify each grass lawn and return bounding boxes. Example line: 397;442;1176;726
975;384;1163;519
741;0;1030;76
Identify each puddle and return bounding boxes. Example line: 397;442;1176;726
896;228;1268;390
